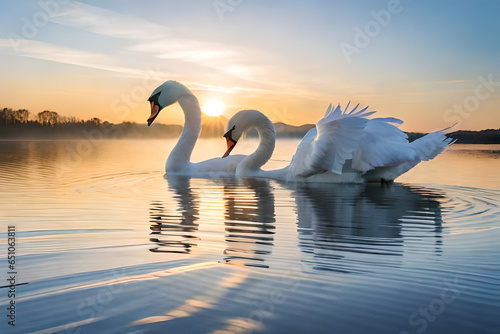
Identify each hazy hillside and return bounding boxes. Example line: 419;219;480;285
274;122;315;137
200;114;227;137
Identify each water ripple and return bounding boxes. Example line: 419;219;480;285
1;141;499;333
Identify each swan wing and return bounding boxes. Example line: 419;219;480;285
350;117;413;173
288;103;375;177
287;127;318;177
288;104;453;181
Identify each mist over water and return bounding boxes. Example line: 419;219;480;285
0;140;499;333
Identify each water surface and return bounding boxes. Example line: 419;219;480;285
0;140;499;333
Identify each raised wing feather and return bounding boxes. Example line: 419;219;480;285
289;103;375;177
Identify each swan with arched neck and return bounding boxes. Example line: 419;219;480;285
147;81;244;176
222;104;454;182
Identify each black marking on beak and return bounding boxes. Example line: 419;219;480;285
222;125;237;158
147;92;162;126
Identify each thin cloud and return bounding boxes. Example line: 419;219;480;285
50;1;170;40
15;1;347;105
0;39;163;79
48;2;306;91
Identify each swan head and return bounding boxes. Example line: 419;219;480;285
222;109;269;158
147;81;193;126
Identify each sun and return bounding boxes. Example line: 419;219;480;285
202;99;225;117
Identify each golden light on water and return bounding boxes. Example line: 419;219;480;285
202;99;226;117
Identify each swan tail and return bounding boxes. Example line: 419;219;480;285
361;127;454;182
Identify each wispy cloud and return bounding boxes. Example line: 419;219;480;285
3;2;357;106
50;1;171;40
47;1;319;97
0;39;167;79
49;2;262;80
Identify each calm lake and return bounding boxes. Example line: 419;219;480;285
0;139;499;334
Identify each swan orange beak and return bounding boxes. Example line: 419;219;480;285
147;102;160;126
222;126;237;158
222;137;237;158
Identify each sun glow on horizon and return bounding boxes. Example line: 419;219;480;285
202;99;226;117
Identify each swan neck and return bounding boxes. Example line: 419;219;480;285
166;95;201;172
238;118;275;173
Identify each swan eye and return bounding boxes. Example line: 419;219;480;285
224;125;236;138
148;92;161;104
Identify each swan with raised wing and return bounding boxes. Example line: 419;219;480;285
222;104;453;182
147;81;245;176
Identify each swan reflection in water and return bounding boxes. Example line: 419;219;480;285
221;178;276;268
284;182;445;273
149;176;200;254
149;176;276;268
150;176;445;272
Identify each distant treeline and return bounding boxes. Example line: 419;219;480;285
1;107;99;126
0;107;182;139
1;107;499;143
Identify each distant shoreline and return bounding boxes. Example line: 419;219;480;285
1;106;499;143
1;122;499;144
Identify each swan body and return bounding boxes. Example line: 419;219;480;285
147;81;245;176
223;104;453;182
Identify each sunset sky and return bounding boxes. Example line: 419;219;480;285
1;0;499;132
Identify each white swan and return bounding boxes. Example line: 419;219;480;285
222;104;454;182
147;81;245;176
